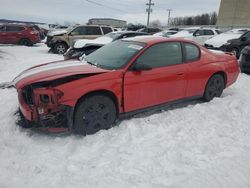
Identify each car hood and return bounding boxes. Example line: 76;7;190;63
74;36;113;48
205;33;241;48
47;29;67;36
13;59;110;89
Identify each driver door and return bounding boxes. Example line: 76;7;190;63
123;42;188;112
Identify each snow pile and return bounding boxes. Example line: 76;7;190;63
0;44;250;188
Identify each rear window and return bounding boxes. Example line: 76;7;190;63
102;27;112;34
6;26;25;32
184;43;200;62
215;30;222;34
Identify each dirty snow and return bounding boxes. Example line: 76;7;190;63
0;44;250;188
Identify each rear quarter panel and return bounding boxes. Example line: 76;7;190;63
185;49;238;98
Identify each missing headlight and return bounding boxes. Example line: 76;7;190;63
40;94;50;104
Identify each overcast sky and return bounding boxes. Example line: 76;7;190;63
1;0;221;25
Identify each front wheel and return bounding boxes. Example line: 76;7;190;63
53;42;68;54
203;74;225;102
73;95;117;135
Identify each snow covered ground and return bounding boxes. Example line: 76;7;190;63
0;44;250;188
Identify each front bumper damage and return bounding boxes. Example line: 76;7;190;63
17;86;74;133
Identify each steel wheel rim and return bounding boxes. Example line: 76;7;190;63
208;77;223;99
82;102;111;134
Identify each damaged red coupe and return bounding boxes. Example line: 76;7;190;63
14;36;239;135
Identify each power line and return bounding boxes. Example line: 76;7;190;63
85;0;127;13
146;0;154;27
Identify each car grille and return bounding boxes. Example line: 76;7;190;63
22;86;34;105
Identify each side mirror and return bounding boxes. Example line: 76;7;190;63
130;62;152;71
241;37;247;41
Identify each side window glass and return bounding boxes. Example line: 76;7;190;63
102;27;112;34
70;26;86;35
6;26;23;32
204;30;214;35
194;30;204;36
136;42;182;68
86;26;102;35
184;43;200;62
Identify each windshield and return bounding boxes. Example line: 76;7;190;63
84;40;146;70
66;25;77;32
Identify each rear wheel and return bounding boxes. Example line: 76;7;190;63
73;95;117;135
18;38;33;46
203;74;225;102
53;42;68;54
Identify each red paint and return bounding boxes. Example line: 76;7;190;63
0;24;40;44
15;37;240;129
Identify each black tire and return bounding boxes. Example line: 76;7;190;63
73;95;117;135
53;42;68;54
203;74;225;102
18;38;33;46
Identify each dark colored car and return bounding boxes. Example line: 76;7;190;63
13;37;239;135
137;27;162;34
64;31;149;60
205;30;250;58
0;24;40;46
239;45;250;73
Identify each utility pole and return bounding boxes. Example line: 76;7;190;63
167;9;172;27
146;0;154;27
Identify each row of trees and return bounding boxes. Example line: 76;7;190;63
170;12;217;26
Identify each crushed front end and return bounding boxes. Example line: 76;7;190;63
17;84;73;132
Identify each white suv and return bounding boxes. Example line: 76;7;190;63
170;28;221;45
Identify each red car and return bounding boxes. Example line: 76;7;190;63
13;37;239;135
0;24;40;46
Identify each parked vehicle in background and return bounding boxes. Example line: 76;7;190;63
0;24;40;46
14;37;239;135
239;45;250;73
46;25;114;54
64;31;149;59
153;30;178;37
170;27;221;45
137;27;162;34
205;29;250;58
32;25;46;40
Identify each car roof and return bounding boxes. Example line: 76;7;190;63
113;31;148;35
123;36;197;45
